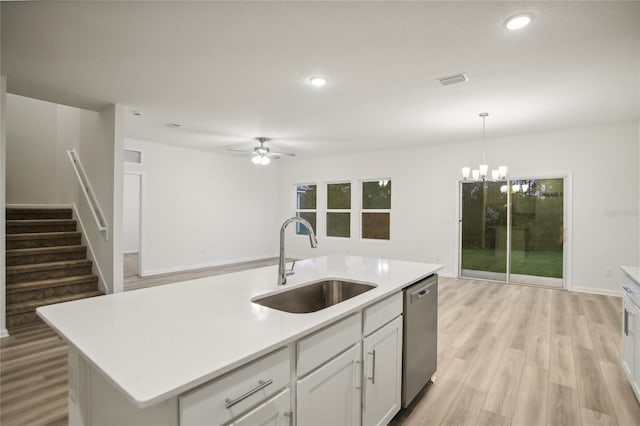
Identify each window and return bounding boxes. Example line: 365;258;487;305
326;182;351;238
295;184;317;235
361;179;391;240
124;149;143;164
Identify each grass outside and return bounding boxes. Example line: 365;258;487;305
462;248;562;278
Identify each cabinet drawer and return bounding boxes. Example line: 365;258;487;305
180;347;290;426
297;312;361;377
363;292;402;336
231;389;291;426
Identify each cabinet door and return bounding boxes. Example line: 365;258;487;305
362;316;403;426
232;389;291;426
632;301;640;399
297;343;361;426
622;296;636;382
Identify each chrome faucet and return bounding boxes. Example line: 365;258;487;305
278;217;318;285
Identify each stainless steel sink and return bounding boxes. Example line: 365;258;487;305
252;279;377;313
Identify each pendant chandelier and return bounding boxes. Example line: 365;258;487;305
462;112;507;181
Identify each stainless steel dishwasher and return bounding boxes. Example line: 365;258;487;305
402;274;438;407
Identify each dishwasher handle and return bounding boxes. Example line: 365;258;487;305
409;281;436;303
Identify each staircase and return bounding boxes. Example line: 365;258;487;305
5;208;103;329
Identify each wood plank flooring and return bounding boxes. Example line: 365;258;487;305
2;273;639;425
123;256;280;291
391;278;640;426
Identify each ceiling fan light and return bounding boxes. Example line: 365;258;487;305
260;156;271;165
251;155;262;165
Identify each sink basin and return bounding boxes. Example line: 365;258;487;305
252;279;377;313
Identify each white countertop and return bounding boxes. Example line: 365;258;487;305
37;255;441;408
621;265;640;286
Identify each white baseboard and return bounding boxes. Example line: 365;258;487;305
0;328;9;339
436;271;457;278
124;250;139;255
71;204;108;294
143;254;277;276
571;286;622;298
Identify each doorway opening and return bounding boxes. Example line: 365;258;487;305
123;172;143;278
459;177;566;288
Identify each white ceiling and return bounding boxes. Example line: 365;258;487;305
2;1;639;158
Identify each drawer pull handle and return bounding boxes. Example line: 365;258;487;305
224;379;273;409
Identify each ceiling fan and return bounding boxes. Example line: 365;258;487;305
226;137;295;165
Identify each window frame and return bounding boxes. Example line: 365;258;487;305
294;183;318;236
325;181;352;239
124;148;144;165
360;178;392;241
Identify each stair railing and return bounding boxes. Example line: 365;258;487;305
67;149;108;235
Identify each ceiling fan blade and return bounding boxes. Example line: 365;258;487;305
268;151;296;157
226;148;252;153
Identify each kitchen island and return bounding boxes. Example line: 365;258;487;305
37;255;441;426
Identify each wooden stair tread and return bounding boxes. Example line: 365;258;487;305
6;259;92;274
7;275;99;294
7;231;82;240
6;219;76;225
6;208;72;220
6;245;86;256
7;291;104;315
7;208;72;214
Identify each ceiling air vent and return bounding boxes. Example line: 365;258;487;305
437;73;468;86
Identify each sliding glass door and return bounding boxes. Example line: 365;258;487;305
460;181;508;281
459;177;564;288
509;178;564;287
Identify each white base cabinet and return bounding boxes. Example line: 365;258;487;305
622;285;640;400
296;343;362;426
362;316;403;426
232;389;291;426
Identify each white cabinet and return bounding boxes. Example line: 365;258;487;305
180;348;290;426
231;389;291;426
297;343;362;426
622;269;640;402
362;316;403;426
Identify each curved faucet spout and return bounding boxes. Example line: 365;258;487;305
278;217;318;285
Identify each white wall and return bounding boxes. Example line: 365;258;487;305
279;121;639;296
123;174;141;253
5;95;123;293
124;138;279;275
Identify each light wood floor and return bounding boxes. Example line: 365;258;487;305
123;255;280;291
2;273;639;425
391;278;640;426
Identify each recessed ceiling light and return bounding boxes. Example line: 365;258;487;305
166;123;181;128
308;76;327;87
505;13;532;30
